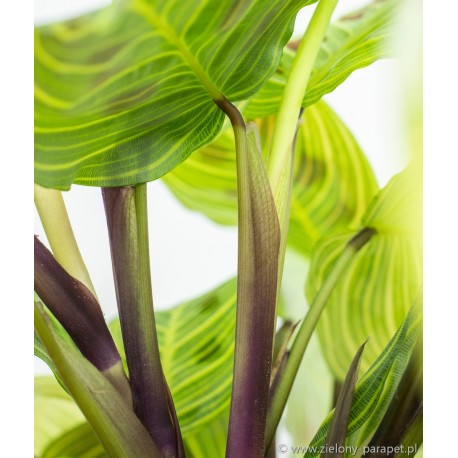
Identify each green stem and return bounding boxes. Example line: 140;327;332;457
265;228;375;449
267;0;338;191
34;184;96;296
267;0;338;294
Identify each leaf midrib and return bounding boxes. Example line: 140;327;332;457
132;0;223;101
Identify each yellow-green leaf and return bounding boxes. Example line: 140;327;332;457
164;100;378;256
35;0;316;189
244;0;398;119
306;163;422;379
304;298;422;457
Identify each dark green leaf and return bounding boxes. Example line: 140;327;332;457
368;341;422;456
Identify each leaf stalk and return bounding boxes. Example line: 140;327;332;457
265;228;376;449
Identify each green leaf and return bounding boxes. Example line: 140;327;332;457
304;298;422;458
36;382;229;458
184;415;228;458
34;376;85;456
306;164;422;379
244;0;398;119
164;100;378;256
34;302;161;457
42;423;106;458
110;277;237;437
367;341;422;455
322;342;366;458
34;0;316;189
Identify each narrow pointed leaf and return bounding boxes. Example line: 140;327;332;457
322;341;366;458
307;164;422;379
35;0;316;189
164;100;378;256
102;184;176;457
34;236;122;373
34;302;161;457
303;297;422;457
367;342;422;454
42;423;106;458
225;118;280;457
245;0;399;119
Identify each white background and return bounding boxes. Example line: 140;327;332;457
1;0;455;455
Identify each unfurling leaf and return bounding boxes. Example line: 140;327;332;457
223;111;280;457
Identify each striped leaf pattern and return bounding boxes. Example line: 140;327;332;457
164;100;378;256
35;278;237;457
37;415;228;458
34;376;85;456
110;277;237;437
34;0;316;189
304;298;422;457
244;0;398;119
41;424;105;458
306;164;422;379
184;416;228;458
